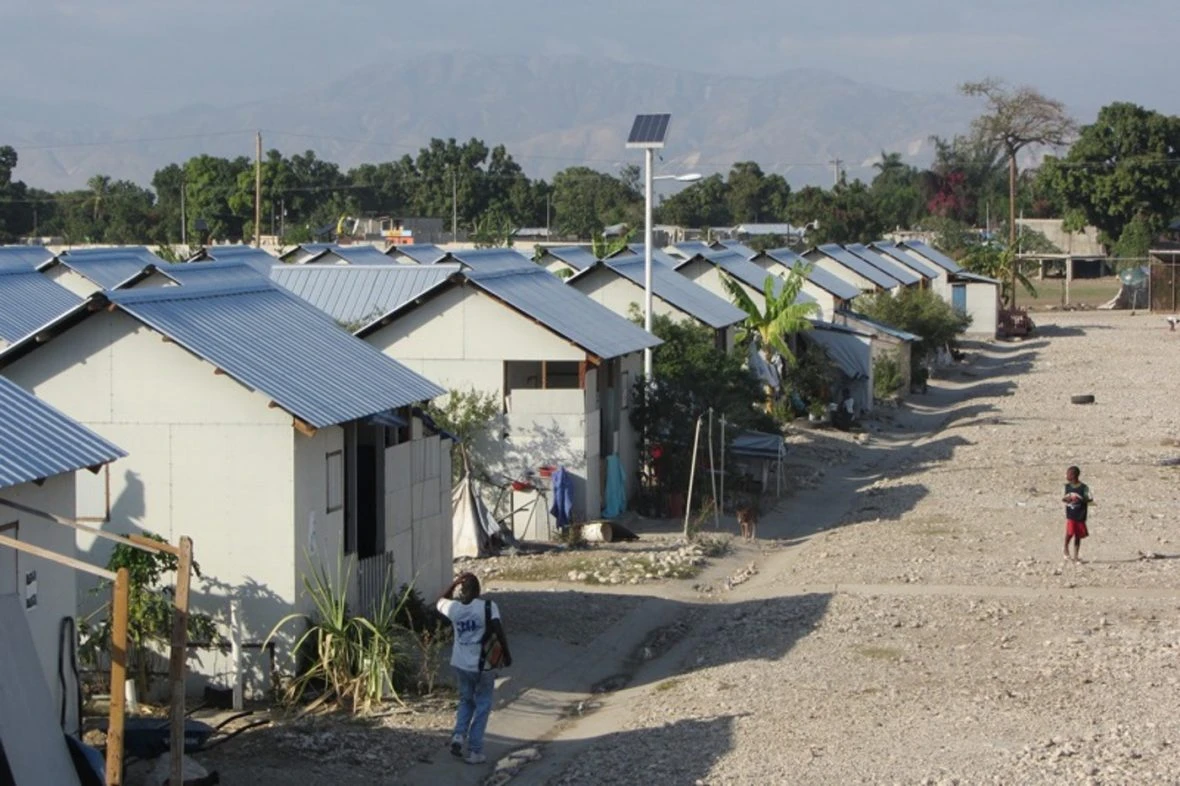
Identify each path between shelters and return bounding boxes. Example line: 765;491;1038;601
397;345;1037;785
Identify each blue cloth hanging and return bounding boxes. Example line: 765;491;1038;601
549;466;574;530
601;454;626;519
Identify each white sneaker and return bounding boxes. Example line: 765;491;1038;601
464;751;487;765
450;734;464;757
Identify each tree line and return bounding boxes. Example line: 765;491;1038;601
0;94;1176;258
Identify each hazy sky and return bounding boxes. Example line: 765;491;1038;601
2;0;1177;118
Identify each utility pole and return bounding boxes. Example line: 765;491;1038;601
180;182;186;246
829;157;843;186
254;131;262;248
545;193;550;238
451;169;458;241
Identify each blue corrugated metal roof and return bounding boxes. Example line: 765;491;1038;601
671;241;717;258
694;250;787;294
58;247;164;289
845;243;923;286
870;241;942;279
466;266;660;359
391;244;449;265
200;245;280;275
765;248;861;301
0;267;82;343
618;244;680;268
811;244;902;289
0;246;55;269
307;245;393;266
157;260;271;287
545;246;600;271
718;240;758;259
900;240;963;273
104;282;446;428
0;375;125;489
602;256;745;329
448;248;536;273
951;270;1000;285
838;310;922;342
272;263;459;327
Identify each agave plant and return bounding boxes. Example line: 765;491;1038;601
266;554;413;714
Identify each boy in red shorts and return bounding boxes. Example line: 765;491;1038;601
1062;465;1095;562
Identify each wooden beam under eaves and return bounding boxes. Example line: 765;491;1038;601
292;417;317;438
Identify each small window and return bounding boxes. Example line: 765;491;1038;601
326;451;343;513
76;465;111;522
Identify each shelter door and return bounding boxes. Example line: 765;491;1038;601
951;284;967;315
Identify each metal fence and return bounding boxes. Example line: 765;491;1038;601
355;551;395;620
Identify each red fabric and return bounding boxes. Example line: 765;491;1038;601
1066;519;1089;539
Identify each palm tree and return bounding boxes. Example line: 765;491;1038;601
87;175;111;224
872;150;906;177
721;265;818;407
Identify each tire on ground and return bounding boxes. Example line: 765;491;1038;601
1070;394;1096;405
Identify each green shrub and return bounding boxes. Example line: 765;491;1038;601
873;353;904;398
858;288;971;362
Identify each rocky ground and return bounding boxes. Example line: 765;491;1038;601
192;310;1180;785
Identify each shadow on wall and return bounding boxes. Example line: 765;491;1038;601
77;468;147;614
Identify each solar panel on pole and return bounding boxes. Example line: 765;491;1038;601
626;114;670;149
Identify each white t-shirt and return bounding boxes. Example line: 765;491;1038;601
437;597;501;672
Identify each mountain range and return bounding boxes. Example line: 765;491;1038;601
1;52;984;193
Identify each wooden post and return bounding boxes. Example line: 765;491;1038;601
682;415;703;539
1065;255;1073;306
106;567;130;786
169;536;194;786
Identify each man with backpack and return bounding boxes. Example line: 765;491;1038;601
437;571;512;765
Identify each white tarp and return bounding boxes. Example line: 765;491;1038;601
805;327;871;379
0;594;82;786
451;474;508;559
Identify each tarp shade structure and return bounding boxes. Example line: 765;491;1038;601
804;326;871;379
730;431;787;460
0;594;83;785
452;473;511;558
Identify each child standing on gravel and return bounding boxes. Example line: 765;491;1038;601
1063;465;1095;562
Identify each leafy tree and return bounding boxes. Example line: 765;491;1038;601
858;288;971;361
655;174;731;228
960;78;1076;307
788;181;883;244
551;166;639;239
425;388;502;484
0;145;28;241
1112;215;1155;262
1039;102;1180;251
628;313;775;511
870;150;923;231
184;154;251;241
726;161;768;223
961;243;1037;308
922;134;1007;224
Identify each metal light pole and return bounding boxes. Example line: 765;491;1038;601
643;147;654;379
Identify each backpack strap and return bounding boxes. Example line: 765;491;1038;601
478;599;492;672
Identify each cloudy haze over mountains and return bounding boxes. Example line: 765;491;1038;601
2;0;1175;190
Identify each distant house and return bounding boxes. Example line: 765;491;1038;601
567;256;746;351
147;259;271;288
898;240;999;338
304;244;395;266
0;375;125;711
387;243;450;265
610;244;682;268
41;246;165;295
446;248;538;274
537;246;599;278
832;310;919;397
272;263;460;329
716;239;759;259
0;281;449;692
673;249;820;315
843;243;923;288
354;264;660;530
190;244;280;276
0;245;57;269
870;241;945;286
0;258;81;350
668;241;718;259
752;248;860;320
731;223;812;245
803;243;902;294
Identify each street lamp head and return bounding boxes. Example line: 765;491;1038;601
674;173;703;182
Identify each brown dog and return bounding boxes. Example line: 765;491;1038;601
736;503;759;540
